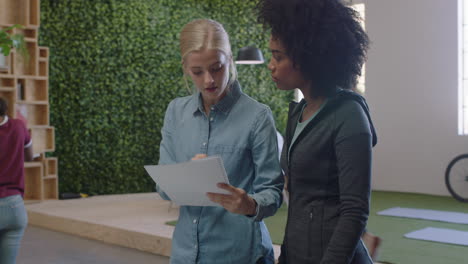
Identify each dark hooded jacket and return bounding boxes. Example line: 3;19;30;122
278;89;377;264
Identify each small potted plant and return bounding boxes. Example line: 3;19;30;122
0;24;28;71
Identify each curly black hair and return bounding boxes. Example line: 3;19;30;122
257;0;369;96
0;97;7;116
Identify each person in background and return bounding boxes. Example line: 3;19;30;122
0;97;33;264
257;0;377;263
156;19;283;264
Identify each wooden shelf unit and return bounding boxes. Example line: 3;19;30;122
0;0;58;201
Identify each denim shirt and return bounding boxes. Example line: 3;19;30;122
157;81;284;264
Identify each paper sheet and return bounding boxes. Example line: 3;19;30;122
145;156;230;207
405;227;468;246
377;207;468;224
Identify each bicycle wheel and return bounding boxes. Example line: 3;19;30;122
445;154;468;202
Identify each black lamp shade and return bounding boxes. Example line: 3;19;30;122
235;46;264;64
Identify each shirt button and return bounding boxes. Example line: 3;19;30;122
210;107;214;110
210;117;214;122
193;219;197;224
194;245;198;249
203;142;207;146
310;212;313;219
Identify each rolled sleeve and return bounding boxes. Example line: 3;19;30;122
156;100;178;201
248;107;284;222
24;139;32;148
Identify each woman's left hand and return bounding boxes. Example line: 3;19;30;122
207;183;257;216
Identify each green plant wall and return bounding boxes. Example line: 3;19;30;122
39;0;293;195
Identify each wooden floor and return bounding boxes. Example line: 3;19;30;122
25;193;282;259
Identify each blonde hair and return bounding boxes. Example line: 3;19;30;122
179;19;237;91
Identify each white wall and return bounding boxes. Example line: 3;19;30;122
362;0;468;196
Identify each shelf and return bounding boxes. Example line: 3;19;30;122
0;0;29;26
14;42;37;76
16;100;48;105
0;77;15;87
24;162;43;200
15;75;47;80
2;73;48;81
0;87;14;92
24;161;42;168
30;126;55;154
45;157;58;176
39;47;49;59
22;28;37;39
0;74;15;79
16;103;49;126
43;177;58;200
0;0;39;27
13;27;38;42
38;60;48;77
29;0;40;27
0;24;39;30
24;37;37;43
0;89;14;98
16;78;48;101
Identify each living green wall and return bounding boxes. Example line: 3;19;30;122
39;0;293;195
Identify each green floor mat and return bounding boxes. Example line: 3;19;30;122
366;191;468;264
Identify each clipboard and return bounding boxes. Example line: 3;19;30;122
145;156;230;207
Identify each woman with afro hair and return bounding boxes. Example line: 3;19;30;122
257;0;377;263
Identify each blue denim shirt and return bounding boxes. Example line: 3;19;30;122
157;81;284;264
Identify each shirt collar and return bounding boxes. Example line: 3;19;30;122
0;115;9;126
191;81;242;115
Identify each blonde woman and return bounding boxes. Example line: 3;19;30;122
156;19;284;264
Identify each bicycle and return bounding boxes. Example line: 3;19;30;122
445;154;468;202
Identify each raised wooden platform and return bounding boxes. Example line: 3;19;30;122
25;193;281;259
26;193;176;257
